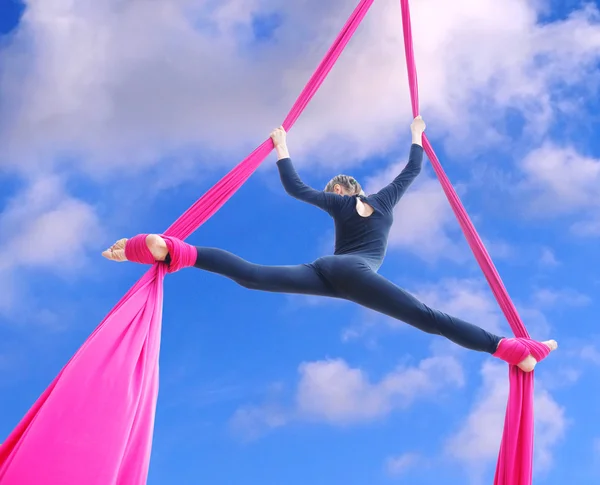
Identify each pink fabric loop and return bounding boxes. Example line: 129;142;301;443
493;338;551;366
125;234;155;265
163;236;197;273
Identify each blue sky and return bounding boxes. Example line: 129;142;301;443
0;1;599;484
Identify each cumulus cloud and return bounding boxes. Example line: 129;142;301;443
0;177;101;272
297;356;464;423
446;362;566;483
519;143;600;234
0;177;102;311
2;0;600;179
2;1;600;292
229;354;464;439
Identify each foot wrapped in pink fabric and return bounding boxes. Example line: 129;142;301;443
123;234;197;273
493;337;556;372
124;234;155;265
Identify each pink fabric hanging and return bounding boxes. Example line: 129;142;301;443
399;1;537;483
0;2;375;484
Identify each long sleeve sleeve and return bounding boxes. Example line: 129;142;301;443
276;158;344;215
372;144;424;212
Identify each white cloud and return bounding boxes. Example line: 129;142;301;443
296;356;464;424
2;0;600;180
0;178;101;272
535;389;568;472
533;287;591;308
0;271;18;313
230;354;464;439
540;247;560;267
0;178;102;311
520;143;600;233
515;306;553;340
481;238;513;261
580;345;600;365
553;367;581;387
446;362;566;483
521;144;600;208
229;402;288;442
385;452;420;477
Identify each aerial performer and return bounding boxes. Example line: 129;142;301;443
102;116;557;372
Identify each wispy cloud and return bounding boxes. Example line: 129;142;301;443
579;345;600;365
539;247;560;267
533;287;591;308
385;452;421;477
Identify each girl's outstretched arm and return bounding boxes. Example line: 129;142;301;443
271;126;344;216
372;116;426;212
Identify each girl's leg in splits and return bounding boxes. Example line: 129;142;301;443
324;258;557;370
345;267;501;353
193;247;336;297
102;235;336;298
319;258;503;353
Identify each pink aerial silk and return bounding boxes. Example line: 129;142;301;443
0;1;375;484
400;0;538;483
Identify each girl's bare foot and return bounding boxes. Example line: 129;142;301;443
101;234;169;262
102;238;128;262
516;339;558;372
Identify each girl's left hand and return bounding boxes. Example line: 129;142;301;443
270;126;287;147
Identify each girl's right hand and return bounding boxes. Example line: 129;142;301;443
270;126;287;147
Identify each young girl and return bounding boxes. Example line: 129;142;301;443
103;116;557;371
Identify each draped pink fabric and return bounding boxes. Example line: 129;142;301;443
399;1;537;483
0;2;374;484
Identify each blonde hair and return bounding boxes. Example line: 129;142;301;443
324;174;363;195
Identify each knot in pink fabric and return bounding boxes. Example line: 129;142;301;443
124;234;155;265
162;236;197;273
493;337;551;366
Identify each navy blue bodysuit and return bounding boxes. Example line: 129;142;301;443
193;144;501;354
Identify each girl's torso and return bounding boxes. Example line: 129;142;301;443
330;195;393;270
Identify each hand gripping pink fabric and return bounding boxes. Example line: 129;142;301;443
0;2;375;484
400;0;543;483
